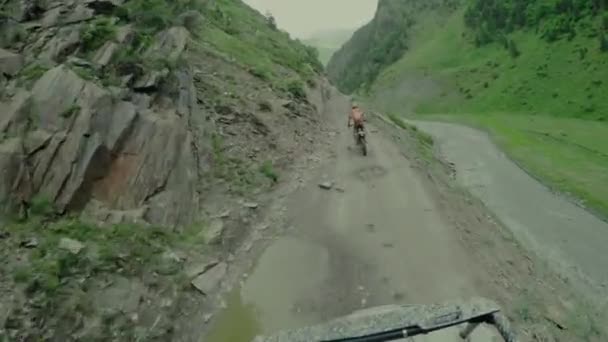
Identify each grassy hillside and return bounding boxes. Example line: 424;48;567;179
303;28;355;65
329;0;608;219
201;0;323;86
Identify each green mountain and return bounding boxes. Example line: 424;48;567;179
329;0;608;119
328;0;608;219
303;28;355;65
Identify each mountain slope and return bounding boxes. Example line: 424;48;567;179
328;0;608;220
0;0;326;339
326;0;460;93
329;0;608;119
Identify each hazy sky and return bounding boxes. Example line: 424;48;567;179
243;0;378;38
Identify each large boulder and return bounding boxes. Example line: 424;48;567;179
145;27;190;62
41;6;64;28
30;65;91;131
0;63;212;226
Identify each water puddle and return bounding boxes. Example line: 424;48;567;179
206;236;330;342
204;288;261;342
206;235;502;342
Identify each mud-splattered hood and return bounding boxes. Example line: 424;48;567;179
252;297;501;342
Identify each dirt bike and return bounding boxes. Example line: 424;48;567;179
252;297;516;342
353;124;367;156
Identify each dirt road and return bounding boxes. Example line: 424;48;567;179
206;93;503;341
414;121;608;297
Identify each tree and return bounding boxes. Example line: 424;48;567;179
265;11;276;30
600;32;608;52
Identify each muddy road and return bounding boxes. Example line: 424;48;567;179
205;89;608;342
205;93;506;341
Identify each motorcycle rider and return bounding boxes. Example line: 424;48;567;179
347;102;365;144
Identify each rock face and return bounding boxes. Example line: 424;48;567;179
145;26;190;62
0;63;210;226
191;262;227;295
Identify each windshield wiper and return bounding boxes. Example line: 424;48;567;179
320;309;515;342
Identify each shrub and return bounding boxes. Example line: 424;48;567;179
250;66;272;81
286;79;306;100
541;15;574;42
60;104;80;118
508;39;521;58
19;63;49;82
265;11;277;30
29;194;54;218
81;17;116;52
259;160;278;183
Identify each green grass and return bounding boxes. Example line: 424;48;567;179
81;17;117;53
17;63;50;88
28;194;55;217
200;0;322;84
259;160;278;183
201;24;277;78
419;113;608;218
71;65;97;81
386;113;435;161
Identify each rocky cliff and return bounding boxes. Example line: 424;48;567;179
0;0;326;227
0;0;331;340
